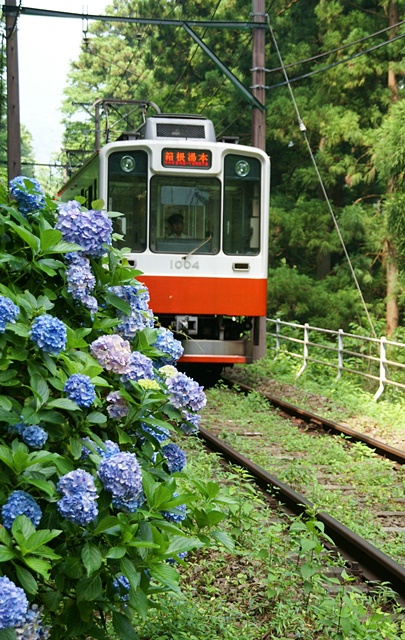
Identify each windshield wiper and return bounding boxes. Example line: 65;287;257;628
183;236;212;260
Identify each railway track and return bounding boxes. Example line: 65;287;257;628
198;376;405;604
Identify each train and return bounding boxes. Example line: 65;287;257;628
58;113;270;376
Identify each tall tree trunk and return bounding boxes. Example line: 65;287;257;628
385;0;399;336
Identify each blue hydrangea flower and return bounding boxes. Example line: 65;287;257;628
1;490;42;530
30;314;67;355
120;351;154;385
180;411;200;434
161;494;186;524
57;493;98;526
66;254;98;313
0;576;29;630
21;425;48;450
98;451;142;500
14;604;50;640
9;176;46;215
108;284;154;338
139;423;170;444
161;443;187;473
166;372;206;412
0;295;20;332
64;374;96;408
57;469;97;497
97;440;120;459
90;335;131;374
151;327;184;365
57;469;98;526
112;491;145;513
56;201;112;256
108;284;150;310
113;575;130;602
106;391;128;419
167;551;188;564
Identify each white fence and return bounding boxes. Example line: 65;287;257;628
267;318;405;400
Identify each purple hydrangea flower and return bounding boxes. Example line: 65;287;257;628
64;374;96;408
66;254;98;314
57;469;98;526
90;335;131;374
21;425;48;450
56;201;112;256
30;314;67;355
113;575;130;602
161;494;186;524
120;351;154;385
14;604;50;640
9;176;46;215
180;411;200;434
151;327;184;365
0;295;20;332
161;443;187;473
0;576;29;630
112;491;145;513
98;451;142;500
166;373;206;412
106;391;129;419
1;490;42;530
97;440;120;459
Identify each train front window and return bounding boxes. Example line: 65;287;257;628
108;151;148;252
223;154;261;255
150;176;220;254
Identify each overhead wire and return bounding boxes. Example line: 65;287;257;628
266;14;377;338
263;17;405;75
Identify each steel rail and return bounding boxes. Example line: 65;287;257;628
198;425;405;604
221;376;405;464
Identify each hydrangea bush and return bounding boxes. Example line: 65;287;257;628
0;177;234;640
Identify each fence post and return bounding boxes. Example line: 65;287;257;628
274;318;280;358
297;323;309;377
374;336;387;400
337;329;343;379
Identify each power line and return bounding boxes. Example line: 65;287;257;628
260;29;405;91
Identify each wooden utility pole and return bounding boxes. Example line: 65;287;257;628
252;0;266;150
6;0;21;180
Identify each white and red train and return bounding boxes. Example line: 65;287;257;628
58;114;270;373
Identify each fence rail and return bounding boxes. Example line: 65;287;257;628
267;318;405;400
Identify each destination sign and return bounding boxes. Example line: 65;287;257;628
162;149;212;169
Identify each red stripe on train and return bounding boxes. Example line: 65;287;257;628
137;276;267;315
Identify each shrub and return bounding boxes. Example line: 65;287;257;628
0;177;224;640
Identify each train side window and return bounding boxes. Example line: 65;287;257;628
150;176;220;254
107;151;148;252
223;154;261;256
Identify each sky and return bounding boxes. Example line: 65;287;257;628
4;0;110;165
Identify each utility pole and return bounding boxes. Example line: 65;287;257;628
6;0;21;180
252;0;266;151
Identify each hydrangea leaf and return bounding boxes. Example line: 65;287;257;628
81;542;103;576
75;575;103;602
112;611;140;640
15;564;38;595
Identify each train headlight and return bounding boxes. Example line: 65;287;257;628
120;155;136;172
235;159;250;177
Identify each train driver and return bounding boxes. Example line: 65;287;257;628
167;212;188;238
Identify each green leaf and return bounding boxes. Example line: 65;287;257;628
112;612;139;640
76;575;103;602
104;291;132;315
0;628;17;640
42;240;82;254
105;546;126;559
81;542;103;576
0;546;16;561
0;395;12;410
8;322;31;338
94;516;120;535
148;563;181;593
7;222;40;253
23;556;52;579
15;565;38;594
0;527;12;547
91;198;105;210
86;411;107;425
47;398;81;411
24;529;62;553
30;373;50;408
164;536;204;557
211;530;235;553
39;228;63;252
22;477;55;496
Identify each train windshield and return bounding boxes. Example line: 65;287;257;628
108;150;148;252
223;154;261;255
150;176;220;254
